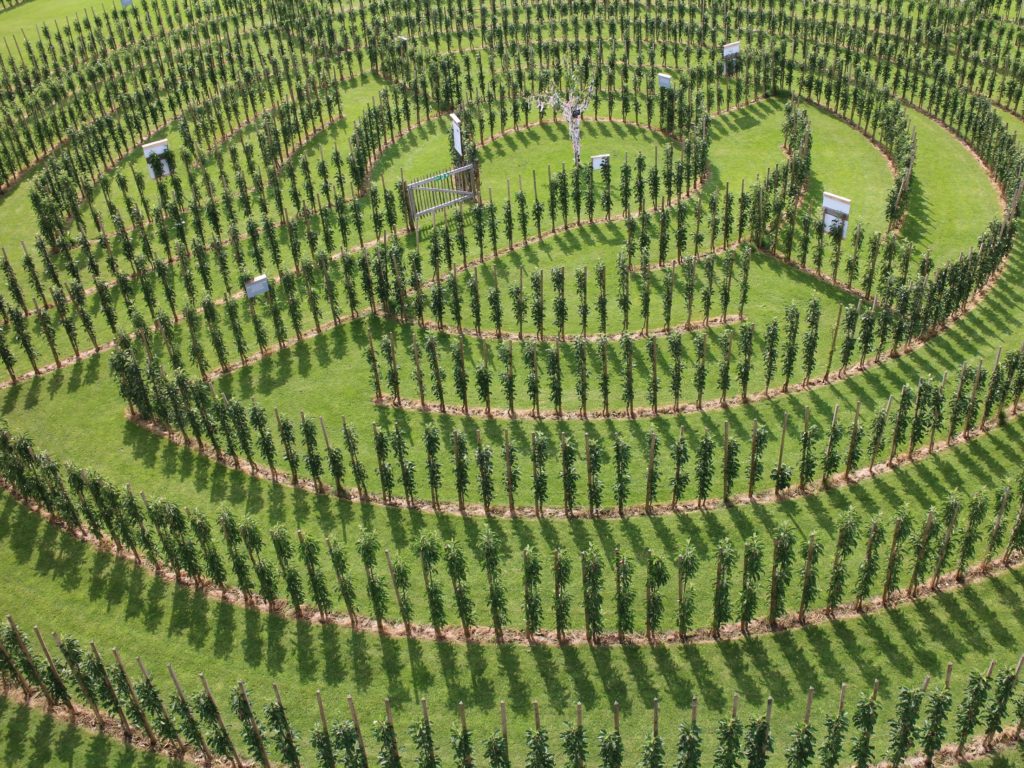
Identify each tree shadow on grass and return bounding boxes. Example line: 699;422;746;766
6;470;1024;740
0;695;175;768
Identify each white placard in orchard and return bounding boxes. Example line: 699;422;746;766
722;40;741;75
141;139;170;178
822;192;852;238
657;72;672;89
591;154;610;171
451;114;463;157
245;275;271;299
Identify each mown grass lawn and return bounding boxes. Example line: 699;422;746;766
3;485;1024;765
3;226;1024;638
0;103;1015;645
0;695;174;768
0;10;1019;765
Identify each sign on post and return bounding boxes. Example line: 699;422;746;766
657;73;672;89
822;192;852;238
723;41;741;75
591;154;610;171
451;114;463;157
245;275;271;299
141;139;171;178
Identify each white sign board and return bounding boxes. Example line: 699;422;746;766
822;192;852;238
245;274;271;299
451;113;463;157
723;41;741;59
591;154;610;171
141;139;170;178
657;72;672;90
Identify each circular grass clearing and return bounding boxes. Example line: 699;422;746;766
371;116;678;211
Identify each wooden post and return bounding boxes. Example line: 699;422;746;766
385;697;400;763
421;698;436;762
500;700;509;747
6;616;51;706
822;404;839;485
747;419;760;497
585;434;595;516
134;658;184;752
168;664;212;763
845;402;861;479
316;690;336;766
90;643;132;738
238;682;272;768
55;632;101;725
32;627;68;712
384;550;411;636
798;534;816;623
0;639;31;700
722;421;731;502
645;431;657;513
273;684;300;764
504;429;516;515
112;648;158;746
928;373;947;452
348;695;368;766
774;412;788;496
823;305;842;382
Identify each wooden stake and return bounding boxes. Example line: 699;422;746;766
500;700;509;745
236;683;270;767
32;627;68;713
348;695;368;765
112;648;158;746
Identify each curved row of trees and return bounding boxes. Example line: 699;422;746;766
0;611;1022;768
113;334;1024;515
2;423;1024;643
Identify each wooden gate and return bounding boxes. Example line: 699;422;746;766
401;163;479;233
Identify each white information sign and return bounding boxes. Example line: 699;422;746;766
657;72;672;89
723;41;741;75
591;154;610;171
245;274;271;299
141;139;170;178
451;114;463;157
822;192;852;238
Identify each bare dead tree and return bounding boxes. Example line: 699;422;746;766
536;75;595;166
